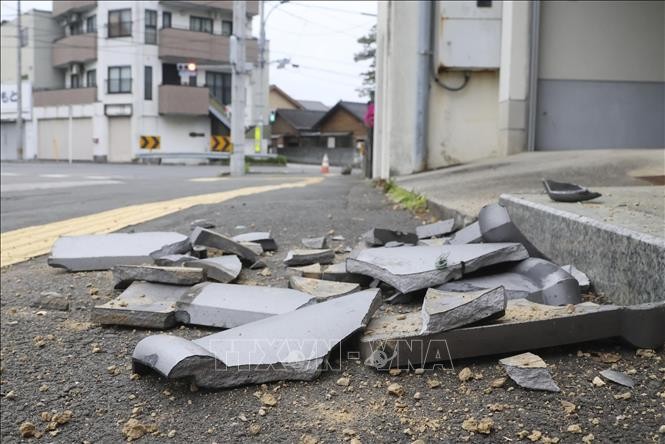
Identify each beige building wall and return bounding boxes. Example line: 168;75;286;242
269;88;301;110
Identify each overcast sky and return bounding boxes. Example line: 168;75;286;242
1;1;376;106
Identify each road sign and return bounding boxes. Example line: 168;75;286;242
210;135;233;153
139;135;160;150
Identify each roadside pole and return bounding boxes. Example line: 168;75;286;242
16;0;23;160
230;1;248;176
257;0;266;154
68;105;73;164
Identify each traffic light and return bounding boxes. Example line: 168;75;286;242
269;110;276;123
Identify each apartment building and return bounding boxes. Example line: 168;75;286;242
24;0;263;162
373;1;664;178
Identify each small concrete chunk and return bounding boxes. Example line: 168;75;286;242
154;254;198;266
438;257;581;306
363;228;418;247
302;237;328;249
284;249;335;266
191;227;264;268
599;369;634;388
112;265;205;289
416;219;455;239
287;263;323;279
420;287;506;335
184;255;241;283
132;289;382;388
190;219;216;229
449;221;482;245
479;203;545;258
149;237;192;260
321;262;372;286
288;276;360;301
239;241;264;255
346;243;528;294
48;232;189;271
231;232;278;251
31;291;69;311
562;264;591;292
543;179;601;203
499;352;560;392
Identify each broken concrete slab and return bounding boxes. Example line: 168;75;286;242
437;258;581;306
448;221;482;245
302;237;328;249
112;265;205;289
190;219;216;229
154;254;198;266
287;263;323;279
132;289;382;388
284;249;335;266
599;369;634;388
239;241;263;255
360;299;665;369
93;282;190;329
231;232;278;252
321;262;372;286
184;256;241;283
478;203;545;258
191;227;264;268
499;352;560;392
562;264;591;292
346;243;529;294
416;219;455;239
31;291;69;311
418;238;450;247
288;276;360;302
174;282;315;328
148;237;192;260
543;179;601;203
48;232;189;272
420;287;506;335
363;228;418;247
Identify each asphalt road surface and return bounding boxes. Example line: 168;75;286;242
1;162;663;443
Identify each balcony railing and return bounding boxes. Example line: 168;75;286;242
158;27;258;64
53;33;97;67
33;87;96;107
159;1;258;16
159;84;209;115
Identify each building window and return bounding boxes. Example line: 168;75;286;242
163;11;172;28
145;9;157;44
327;136;336;149
71;74;80;89
86;15;97;33
69;21;83;36
108;9;132;38
221;20;232;36
206;71;231;105
86;69;96;87
190;16;213;34
144;66;153;100
107;66;131;93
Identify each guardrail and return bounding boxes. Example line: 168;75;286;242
136;152;278;160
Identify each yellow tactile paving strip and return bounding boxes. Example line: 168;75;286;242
1;177;323;268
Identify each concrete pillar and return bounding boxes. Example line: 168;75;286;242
498;1;531;155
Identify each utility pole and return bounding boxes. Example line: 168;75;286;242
16;0;24;160
230;1;247;176
256;0;266;155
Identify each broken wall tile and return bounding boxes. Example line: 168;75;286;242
284;249;335;266
231;232;278;252
599;369;634;388
132;289;382;388
302;237;328;249
112;265;205;289
190;219;216;229
288;276;360;302
184;256;241;283
287;263;323;279
478;203;545;258
363;228;418;247
239;242;264;255
448;221;482;245
562;264;591;293
191;227;264;268
320;262;372;286
416;219;455;239
48;232;189;271
149;237;192;260
542;179;602;203
499;352;560;392
154;254;198;266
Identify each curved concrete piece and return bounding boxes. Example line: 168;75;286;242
190;227;264;268
478;203;545;258
416;219;455;239
288;276;360;301
231;232;278;251
346;243;528;294
284;249;335;266
185;255;241;283
132;289;382;388
48;232;189;271
543;179;601;203
437;258;581;306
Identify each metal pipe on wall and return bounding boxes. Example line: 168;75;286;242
414;0;432;173
527;1;541;152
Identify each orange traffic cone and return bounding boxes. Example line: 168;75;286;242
320;154;330;174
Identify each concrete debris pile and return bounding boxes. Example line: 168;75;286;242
47;203;665;390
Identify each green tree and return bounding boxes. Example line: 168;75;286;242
354;24;376;98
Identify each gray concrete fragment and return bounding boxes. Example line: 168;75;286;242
420;287;506;335
363;228;418;247
288;276;360;301
132;289;382;388
112;265;205;289
302;237;328;249
360;299;665;369
321;262;372;286
562;264;591;292
499;352;560;392
479;203;545;258
154;254;198;266
48;232;189;271
418;238;450;247
190;219;216;229
239;241;264;255
231;232;278;251
175;282;314;328
191;245;208;259
191;227;264;268
332;235;345;241
149;237;192;260
346;243;529;294
599;369;635;388
384;241;404;248
284;249;335;266
31;291;69;311
543;179;601;203
416;219;455;239
93;282;189;329
184;255;241;283
438;258;581;306
287;263;323;279
448;221;482;245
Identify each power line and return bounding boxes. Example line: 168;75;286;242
288;1;377;17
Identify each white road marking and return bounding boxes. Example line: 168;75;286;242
189;177;228;182
39;174;70;178
85;175;112;180
1;180;122;192
1;172;20;177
